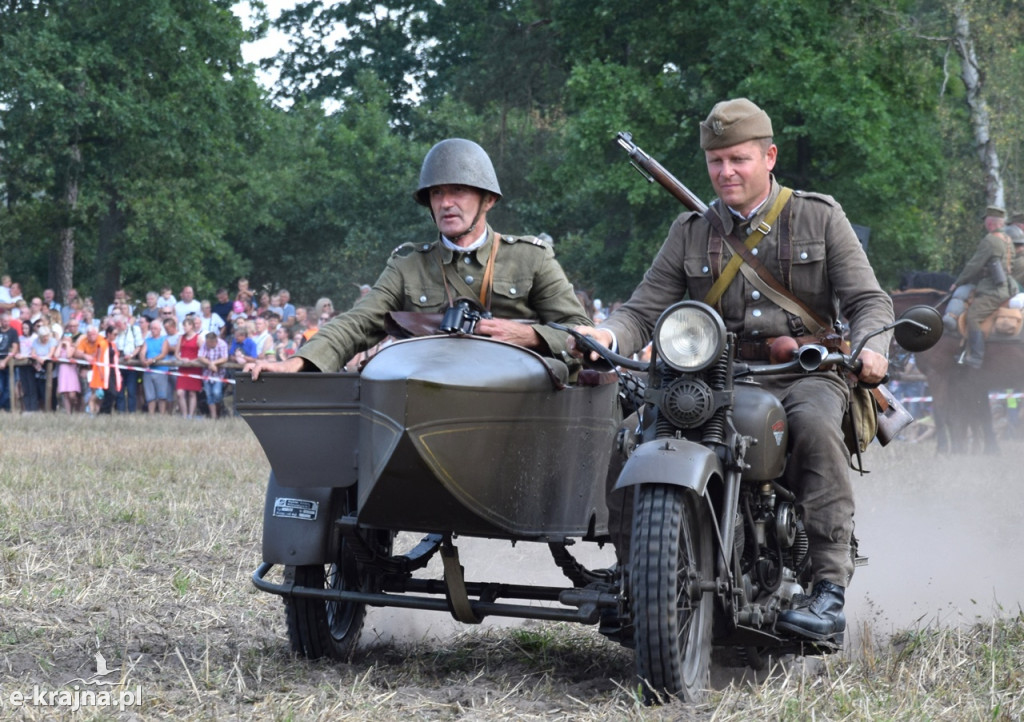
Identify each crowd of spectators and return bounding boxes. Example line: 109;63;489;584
0;275;339;418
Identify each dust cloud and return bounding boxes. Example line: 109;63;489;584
359;439;1024;654
847;438;1024;648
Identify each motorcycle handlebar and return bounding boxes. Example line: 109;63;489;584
547;323;646;372
737;348;888;387
551;323;889;385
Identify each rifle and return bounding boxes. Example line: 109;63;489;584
615;131;708;214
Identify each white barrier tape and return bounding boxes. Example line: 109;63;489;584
37;356;237;385
898;392;1024;404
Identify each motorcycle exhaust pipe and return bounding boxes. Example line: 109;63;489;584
795;344;828;372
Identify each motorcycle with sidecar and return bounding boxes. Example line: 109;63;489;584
236;300;941;702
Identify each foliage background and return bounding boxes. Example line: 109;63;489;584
2;0;1023;309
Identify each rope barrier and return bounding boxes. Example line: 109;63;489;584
897;392;1024;404
51;356;238;384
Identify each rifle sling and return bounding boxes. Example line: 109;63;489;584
703;188;793;308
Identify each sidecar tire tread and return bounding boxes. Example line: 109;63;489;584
284;564;366;661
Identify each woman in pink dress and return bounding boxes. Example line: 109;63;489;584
174;316;203;418
55;332;82;413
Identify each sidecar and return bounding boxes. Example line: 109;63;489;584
237;334;624;660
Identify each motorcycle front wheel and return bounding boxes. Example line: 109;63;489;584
630;484;713;704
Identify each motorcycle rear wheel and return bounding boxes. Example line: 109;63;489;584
630;484;713;703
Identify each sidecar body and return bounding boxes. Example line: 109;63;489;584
237;335;621;549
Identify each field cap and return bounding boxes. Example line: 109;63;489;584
985;205;1006;219
1010;210;1024;224
700;98;773;150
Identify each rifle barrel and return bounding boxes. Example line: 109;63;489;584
615;132;708;214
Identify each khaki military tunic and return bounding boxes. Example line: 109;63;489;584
601;177;894;588
955;231;1015;327
298;225;591;372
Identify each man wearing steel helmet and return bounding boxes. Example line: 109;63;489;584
247;138;591;377
573;99;893;643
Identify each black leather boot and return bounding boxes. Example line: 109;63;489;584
776;580;846;641
962;329;985;369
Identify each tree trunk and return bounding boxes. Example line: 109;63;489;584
94;196;125;313
952;1;1004;207
56;144;80;305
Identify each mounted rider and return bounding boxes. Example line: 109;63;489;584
947;206;1017;369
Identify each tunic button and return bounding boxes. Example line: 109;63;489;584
465;276;474;284
702;266;710;274
800;251;808;260
509;287;517;295
419;295;427;303
752;291;761;300
464;257;471;264
751;248;759;256
752;309;762;318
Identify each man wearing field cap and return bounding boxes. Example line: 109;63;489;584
950;205;1015;368
574;97;893;643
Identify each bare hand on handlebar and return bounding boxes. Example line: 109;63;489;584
853;347;888;385
566;326;614;362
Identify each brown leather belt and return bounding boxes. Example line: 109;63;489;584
735;339;772;361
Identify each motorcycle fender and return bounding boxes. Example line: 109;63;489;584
612;439;721;496
262;472;344;566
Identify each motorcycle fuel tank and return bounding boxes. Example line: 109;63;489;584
732;383;788;481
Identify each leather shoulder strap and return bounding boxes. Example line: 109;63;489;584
703;188;793;308
479;232;501;310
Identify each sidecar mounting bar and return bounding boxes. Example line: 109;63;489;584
252;563;617;624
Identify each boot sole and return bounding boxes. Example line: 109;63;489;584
774;620;846;643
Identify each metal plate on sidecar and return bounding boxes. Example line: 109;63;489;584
236;373;359;488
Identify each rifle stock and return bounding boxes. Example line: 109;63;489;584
615;131;708;214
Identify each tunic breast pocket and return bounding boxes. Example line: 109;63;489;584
789;238;827;302
491;277;533;301
404;286;446;311
682;255;713;301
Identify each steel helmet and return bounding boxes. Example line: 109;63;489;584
413;138;502;206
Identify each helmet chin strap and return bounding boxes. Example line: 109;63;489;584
448;209;483;244
430;198;487;244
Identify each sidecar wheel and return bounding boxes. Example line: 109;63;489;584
630;485;713;704
284;539;370;661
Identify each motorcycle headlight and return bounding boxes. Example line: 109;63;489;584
653;301;727;373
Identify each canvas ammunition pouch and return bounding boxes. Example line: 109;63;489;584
843;385;880;457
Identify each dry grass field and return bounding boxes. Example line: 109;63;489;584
1;414;1022;720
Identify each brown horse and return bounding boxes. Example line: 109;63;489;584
890;289;1024;454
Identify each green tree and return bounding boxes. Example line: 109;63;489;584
0;0;266;306
230;72;430;310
